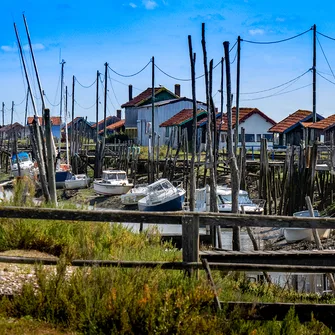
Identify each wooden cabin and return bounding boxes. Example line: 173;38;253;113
268;110;324;147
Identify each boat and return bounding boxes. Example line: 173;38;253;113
11;152;35;178
93;170;133;195
195;185;265;214
55;164;72;189
284;210;331;243
138;179;186;212
120;184;149;206
64;174;90;190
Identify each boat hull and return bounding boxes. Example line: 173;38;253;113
65;180;89;190
138;193;185;212
121;192;147;205
11;167;34;178
284;228;330;243
56;171;72;189
93;181;133;195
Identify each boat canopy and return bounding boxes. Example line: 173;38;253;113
11;152;30;164
102;170;127;180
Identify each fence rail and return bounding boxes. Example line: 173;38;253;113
2;206;335;327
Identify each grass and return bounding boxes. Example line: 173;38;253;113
0;179;334;333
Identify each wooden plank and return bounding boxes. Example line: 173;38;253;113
3;256;335;273
182;215;199;271
1;206;335;229
200;250;335;267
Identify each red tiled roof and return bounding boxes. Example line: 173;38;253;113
99;120;125;134
0;122;24;132
91;116;118;128
106;119;125;130
121;87;178;108
268;110;311;133
27;116;62;125
219;107;276;131
159;109;207;127
67;116;83;127
300;122;313;128
305;114;335;130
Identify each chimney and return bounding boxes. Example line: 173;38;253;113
117;109;122;119
128;84;133;101
174;84;181;97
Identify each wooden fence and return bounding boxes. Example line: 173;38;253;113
2;206;335;327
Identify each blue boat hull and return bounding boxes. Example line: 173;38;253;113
55;171;72;189
138;194;185;212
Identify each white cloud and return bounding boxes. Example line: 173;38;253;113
1;45;15;52
142;0;157;10
249;28;265;36
23;43;45;51
129;2;137;8
276;17;285;22
1;43;45;52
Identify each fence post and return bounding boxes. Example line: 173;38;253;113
182;213;199;276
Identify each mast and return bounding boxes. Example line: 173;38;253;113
65;86;69;165
58;60;65;153
103;62;108;145
235;36;241;154
1;102;4;127
13;23;37;116
23;14;46;113
96;70;100;144
313;24;317;123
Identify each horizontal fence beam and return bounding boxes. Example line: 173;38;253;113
2;256;335;273
1;206;335;229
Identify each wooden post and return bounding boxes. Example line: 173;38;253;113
188;35;197;211
32;116;51;202
201;258;221;311
151;56;155;184
224;41;240;251
305;195;335;293
45;109;57;206
182;214;199;276
156;134;160;180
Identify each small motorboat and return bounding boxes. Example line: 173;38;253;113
93;170;133;195
64;174;90;190
120;184;149;206
284;210;331;243
195;185;265;214
11;152;35;178
138;179;186;212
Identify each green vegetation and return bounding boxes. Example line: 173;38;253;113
0;179;333;334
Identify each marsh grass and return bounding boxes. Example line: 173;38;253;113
0;179;334;333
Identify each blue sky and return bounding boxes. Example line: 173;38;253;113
2;0;335;125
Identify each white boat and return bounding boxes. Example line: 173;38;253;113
120;184;149;205
64;174;90;190
138;179;186;212
284;210;331;243
93;170;133;195
11;152;35;178
195;185;265;214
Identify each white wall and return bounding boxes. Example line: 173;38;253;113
137;101;205;146
218;113;275;149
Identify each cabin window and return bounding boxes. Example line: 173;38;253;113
263;134;273;142
245;134;255;142
257;134;262;142
146;122;152;134
165;127;170;137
